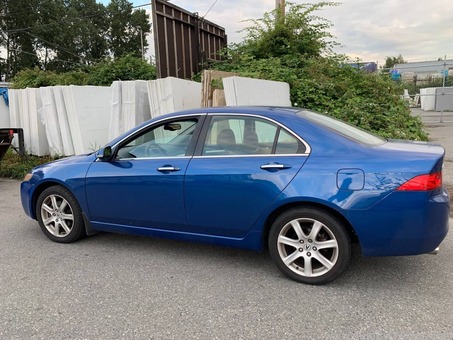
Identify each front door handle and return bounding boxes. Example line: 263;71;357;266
157;166;181;172
260;163;292;170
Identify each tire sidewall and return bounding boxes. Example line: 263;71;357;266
269;207;351;285
36;186;85;243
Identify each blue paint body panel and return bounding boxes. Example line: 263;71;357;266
20;106;450;257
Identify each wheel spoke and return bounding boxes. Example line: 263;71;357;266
304;256;313;276
308;220;323;240
45;222;56;234
278;235;300;248
50;195;59;210
289;220;304;239
283;250;302;265
316;239;338;250
42;203;54;215
43;216;55;225
58;199;68;212
59;220;71;235
313;252;334;270
61;213;73;221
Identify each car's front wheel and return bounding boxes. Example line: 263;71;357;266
36;186;86;243
269;207;351;285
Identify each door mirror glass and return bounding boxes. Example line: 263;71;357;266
96;146;113;161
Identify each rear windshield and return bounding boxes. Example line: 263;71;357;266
298;110;386;146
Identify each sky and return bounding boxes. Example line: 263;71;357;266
102;0;453;66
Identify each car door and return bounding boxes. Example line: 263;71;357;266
184;114;310;238
85;115;204;231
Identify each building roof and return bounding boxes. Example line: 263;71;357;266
393;60;453;74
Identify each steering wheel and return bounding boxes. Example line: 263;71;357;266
144;143;166;157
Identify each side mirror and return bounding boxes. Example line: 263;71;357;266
96;146;113;161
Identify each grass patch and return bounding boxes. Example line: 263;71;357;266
0;150;56;180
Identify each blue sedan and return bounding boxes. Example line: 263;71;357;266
21;107;450;284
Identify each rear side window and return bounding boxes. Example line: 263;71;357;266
202;116;306;156
299;110;385;146
276;129;301;154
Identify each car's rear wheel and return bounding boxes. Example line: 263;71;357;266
36;186;86;243
269;207;351;285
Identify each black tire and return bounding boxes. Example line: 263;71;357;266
36;186;86;243
268;207;351;285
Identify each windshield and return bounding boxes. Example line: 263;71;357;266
298;110;386;146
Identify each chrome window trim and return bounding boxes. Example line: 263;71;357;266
113;156;191;161
111;112;312;158
111;113;203;150
193;154;309;159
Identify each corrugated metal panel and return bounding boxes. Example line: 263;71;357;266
394;60;453;74
152;0;227;79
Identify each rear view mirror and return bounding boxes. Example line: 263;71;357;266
96;146;113;161
164;123;181;131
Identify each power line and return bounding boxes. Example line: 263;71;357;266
202;0;219;19
23;31;93;64
9;48;85;66
132;3;152;9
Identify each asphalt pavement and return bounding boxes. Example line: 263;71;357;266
0;111;452;339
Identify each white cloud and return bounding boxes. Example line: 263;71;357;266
317;0;453;63
127;0;453;65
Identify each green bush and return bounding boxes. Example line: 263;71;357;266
208;2;428;141
11;55;156;88
0;151;56;180
11;68;60;89
87;55;157;86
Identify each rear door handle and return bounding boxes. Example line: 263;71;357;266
157;166;181;172
260;163;292;170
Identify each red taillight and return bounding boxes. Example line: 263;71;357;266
397;172;442;191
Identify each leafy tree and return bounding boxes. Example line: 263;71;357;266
238;2;339;59
0;0;40;79
0;0;152;78
44;0;109;72
33;0;66;69
209;3;427;141
107;0;150;58
384;55;406;69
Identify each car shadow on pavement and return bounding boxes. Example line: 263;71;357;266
22;223;449;290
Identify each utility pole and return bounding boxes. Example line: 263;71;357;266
139;27;144;60
275;0;285;23
440;54;447;123
275;0;285;13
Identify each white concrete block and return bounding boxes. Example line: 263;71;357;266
109;81;151;140
147;77;201;118
223;76;291;107
63;86;111;154
421;87;436;111
40;87;64;156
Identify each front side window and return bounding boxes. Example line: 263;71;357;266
117;119;198;159
202;116;305;156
